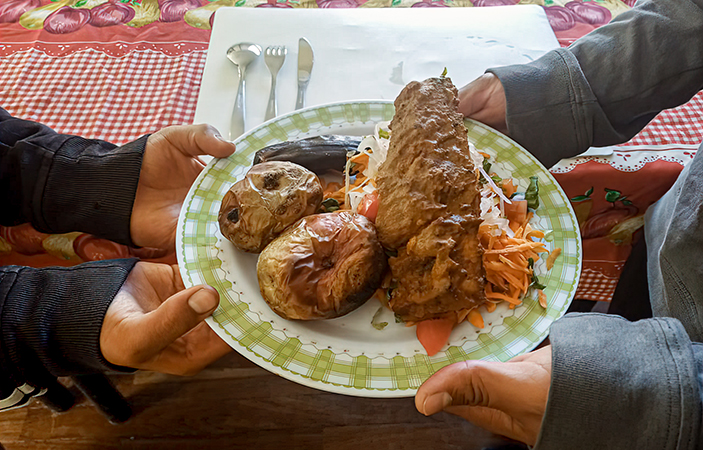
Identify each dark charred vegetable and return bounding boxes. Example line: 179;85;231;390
257;211;387;320
252;135;362;175
218;161;323;253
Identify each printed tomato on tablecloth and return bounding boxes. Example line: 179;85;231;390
1;0;635;36
541;0;632;46
0;223;175;267
550;147;694;302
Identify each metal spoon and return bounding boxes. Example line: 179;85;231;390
226;43;262;140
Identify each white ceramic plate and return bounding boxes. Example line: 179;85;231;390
176;100;581;397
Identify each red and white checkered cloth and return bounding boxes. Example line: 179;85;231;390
0;49;207;143
623;91;703;147
574;269;623;302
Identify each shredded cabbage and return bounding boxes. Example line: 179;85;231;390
344;121;391;211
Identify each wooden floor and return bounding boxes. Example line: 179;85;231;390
0;351;523;450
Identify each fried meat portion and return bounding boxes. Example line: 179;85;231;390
375;77;486;323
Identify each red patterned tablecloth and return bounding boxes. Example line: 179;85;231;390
1;0;699;303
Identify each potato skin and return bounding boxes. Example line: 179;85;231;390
257;212;387;320
218;161;323;253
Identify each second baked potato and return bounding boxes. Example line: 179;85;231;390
257;211;387;320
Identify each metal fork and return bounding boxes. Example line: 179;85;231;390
264;45;287;121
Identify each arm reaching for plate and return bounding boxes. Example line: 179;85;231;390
0;110;235;411
426;0;703;447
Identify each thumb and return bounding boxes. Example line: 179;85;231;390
130;285;220;358
191;123;237;158
416;360;489;416
416;358;548;446
161;123;236;159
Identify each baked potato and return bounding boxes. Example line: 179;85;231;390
257;211;387;320
218;161;323;253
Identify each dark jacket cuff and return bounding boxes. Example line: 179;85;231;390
0;259;138;389
38;136;147;247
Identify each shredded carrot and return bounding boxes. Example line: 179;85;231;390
456;309;470;323
502;178;517;198
349;152;370;174
327;189;346;203
325;172;368;209
484;241;547;254
374;288;390;309
485;289;522;306
323;181;343;195
475;205;554;320
546;247;562;270
521;212;534;234
538;289;548;308
498;255;530;273
526;229;545;240
350;152;369;164
501;270;526;291
468;308;485;329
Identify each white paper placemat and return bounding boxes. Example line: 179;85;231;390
194;6;559;138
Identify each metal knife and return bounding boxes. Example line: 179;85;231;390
295;37;314;110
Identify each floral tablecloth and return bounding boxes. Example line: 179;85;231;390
1;0;699;302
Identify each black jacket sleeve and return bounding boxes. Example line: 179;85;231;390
0;259;138;408
0;107;146;246
0;108;148;410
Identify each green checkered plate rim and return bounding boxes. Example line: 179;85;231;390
176;100;582;398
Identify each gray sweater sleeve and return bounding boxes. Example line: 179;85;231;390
488;0;703;168
481;1;703;447
537;313;703;450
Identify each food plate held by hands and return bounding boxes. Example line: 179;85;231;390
176;84;582;397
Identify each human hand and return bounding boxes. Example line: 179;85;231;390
100;261;232;376
415;346;552;446
130;124;236;251
458;73;508;134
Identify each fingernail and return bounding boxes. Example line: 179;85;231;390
188;287;219;314
422;392;453;416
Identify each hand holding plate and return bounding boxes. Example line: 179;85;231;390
130;124;236;252
100;262;232;375
415;345;552;446
457;73;508;134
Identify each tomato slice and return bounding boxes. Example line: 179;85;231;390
504;199;528;229
416;318;456;356
356;190;379;222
